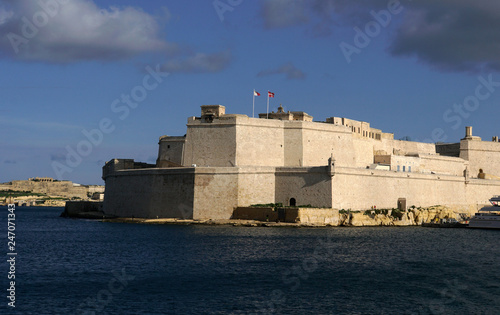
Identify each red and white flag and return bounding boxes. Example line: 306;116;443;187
268;91;275;98
254;90;261;96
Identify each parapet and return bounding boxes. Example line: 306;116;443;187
326;116;390;140
102;159;156;180
258;105;313;121
159;135;186;143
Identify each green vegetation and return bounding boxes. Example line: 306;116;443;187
250;203;283;208
250;203;324;210
391;208;404;220
362;208;405;219
250;203;323;211
250;203;283;211
372;209;389;215
0;190;45;198
339;209;360;214
0;189;76;202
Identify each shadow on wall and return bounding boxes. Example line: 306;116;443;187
301;166;331;188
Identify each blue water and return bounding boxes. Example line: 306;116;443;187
1;206;499;314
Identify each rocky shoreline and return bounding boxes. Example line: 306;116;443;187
63;204;478;227
339;205;474;227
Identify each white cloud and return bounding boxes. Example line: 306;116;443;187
390;1;500;72
0;0;169;63
260;0;309;29
0;6;13;24
0;116;83;131
160;50;232;74
257;62;306;80
259;0;500;72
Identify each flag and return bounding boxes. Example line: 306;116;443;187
254;90;261;96
268;91;275;98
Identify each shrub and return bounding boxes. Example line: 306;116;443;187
391;209;404;219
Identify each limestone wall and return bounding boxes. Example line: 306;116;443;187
231;207;339;225
193;166;276;219
183;118;237;167
182;115;369;169
103;168;196;219
419;155;467;176
103;166;276;220
460;139;500;177
192;168;239;220
177;111;441;172
284;122;303;167
465;179;500;206
301;123;355;167
352;137;376;168
331;167;500;211
332;167;469;210
102;164;500;220
157;136;185;166
375;139;436;156
235;117;285;167
298;208;339;225
232;207;278;221
236;167;276;206
275;167;333;208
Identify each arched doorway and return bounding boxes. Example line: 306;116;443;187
290;198;296;207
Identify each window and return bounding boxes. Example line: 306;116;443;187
403;166;406;172
397;165;400;172
408;166;412;172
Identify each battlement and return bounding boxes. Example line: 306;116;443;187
258;104;313;121
325;117;394;140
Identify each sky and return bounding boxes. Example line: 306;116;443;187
2;0;500;185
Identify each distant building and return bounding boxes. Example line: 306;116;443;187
28;177;54;182
2;179;104;201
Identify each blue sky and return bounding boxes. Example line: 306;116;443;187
2;0;500;185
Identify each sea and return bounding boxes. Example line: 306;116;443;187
1;206;499;315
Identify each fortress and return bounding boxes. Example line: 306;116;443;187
102;105;500;219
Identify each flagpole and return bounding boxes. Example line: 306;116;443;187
252;90;255;118
267;91;269;119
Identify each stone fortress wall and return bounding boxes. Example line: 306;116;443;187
103;105;500;219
